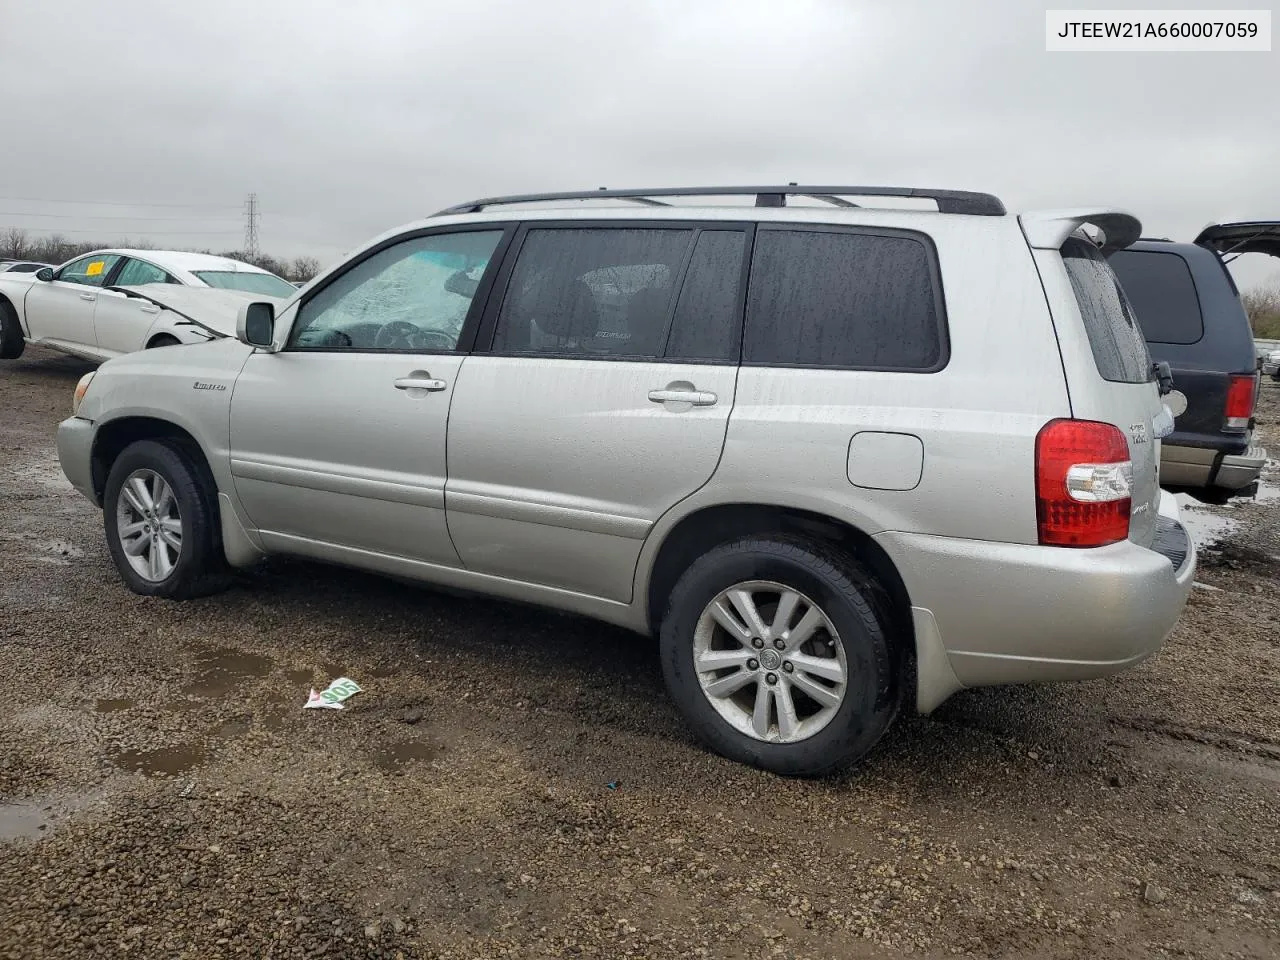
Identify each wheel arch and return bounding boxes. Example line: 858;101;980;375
642;502;917;707
90;416;212;503
145;332;182;349
0;289;27;333
90;416;245;568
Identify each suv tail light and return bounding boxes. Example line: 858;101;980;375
1035;419;1132;547
1224;374;1256;433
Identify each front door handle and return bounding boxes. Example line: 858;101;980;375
139;303;160;314
79;293;96;302
394;377;447;392
648;387;717;406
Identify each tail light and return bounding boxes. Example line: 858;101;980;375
1035;419;1132;547
1224;374;1256;432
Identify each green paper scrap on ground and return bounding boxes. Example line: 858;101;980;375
303;677;363;710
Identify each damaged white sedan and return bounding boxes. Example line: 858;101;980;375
0;249;295;362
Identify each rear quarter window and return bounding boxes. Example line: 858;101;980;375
1061;238;1152;384
1107;249;1204;345
743;227;946;370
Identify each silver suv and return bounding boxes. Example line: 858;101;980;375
57;185;1196;775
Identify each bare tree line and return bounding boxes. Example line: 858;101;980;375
0;226;321;282
1242;283;1280;339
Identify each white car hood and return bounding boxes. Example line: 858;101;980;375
116;284;290;338
0;272;41;291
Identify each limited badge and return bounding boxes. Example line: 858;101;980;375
1129;423;1149;444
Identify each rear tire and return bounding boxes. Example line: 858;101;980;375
660;535;898;777
147;334;180;349
103;439;231;599
0;300;25;359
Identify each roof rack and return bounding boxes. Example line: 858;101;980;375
433;185;1006;217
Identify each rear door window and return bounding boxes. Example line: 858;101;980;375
492;227;693;358
743;228;945;370
1061;238;1152;384
114;258;178;286
1107;249;1204;345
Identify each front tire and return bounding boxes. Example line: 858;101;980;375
0;300;25;359
660;536;898;777
103;439;229;599
147;334;180;349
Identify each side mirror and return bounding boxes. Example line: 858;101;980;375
237;301;276;349
35;267;54;282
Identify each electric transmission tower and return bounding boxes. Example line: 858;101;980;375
243;193;260;258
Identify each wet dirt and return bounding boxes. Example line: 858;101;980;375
1176;492;1243;548
179;647;275;699
93;698;134;714
109;744;208;778
0;792;98;843
215;719;251;739
1;348;1277;959
372;741;443;774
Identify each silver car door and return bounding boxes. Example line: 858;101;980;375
228;227;509;568
445;223;747;603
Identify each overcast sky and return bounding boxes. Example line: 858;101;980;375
1;0;1276;287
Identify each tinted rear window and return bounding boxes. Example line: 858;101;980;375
1108;250;1204;345
1061;238;1152;384
743;228;944;370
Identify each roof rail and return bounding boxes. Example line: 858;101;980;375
433;185;1006;217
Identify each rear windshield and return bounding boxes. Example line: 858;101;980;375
1061;238;1152;384
193;270;297;298
1107;249;1204;345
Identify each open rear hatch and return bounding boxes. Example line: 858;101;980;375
1195;221;1280;259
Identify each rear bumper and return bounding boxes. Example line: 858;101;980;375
56;415;100;507
1160;440;1266;491
1216;444;1268;490
878;491;1195;712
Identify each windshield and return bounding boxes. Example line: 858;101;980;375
193;270;297;298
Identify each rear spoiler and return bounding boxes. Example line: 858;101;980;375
1019;209;1143;254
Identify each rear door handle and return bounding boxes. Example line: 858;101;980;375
394;377;447;392
648;388;717;406
79;293;96;302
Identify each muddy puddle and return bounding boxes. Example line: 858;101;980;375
0;791;100;843
1254;477;1279;503
1175;493;1242;549
180;647;275;699
373;741;443;774
215;719;251;738
94;698;134;713
110;744;207;777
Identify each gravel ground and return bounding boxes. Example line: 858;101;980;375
1;346;1277;960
